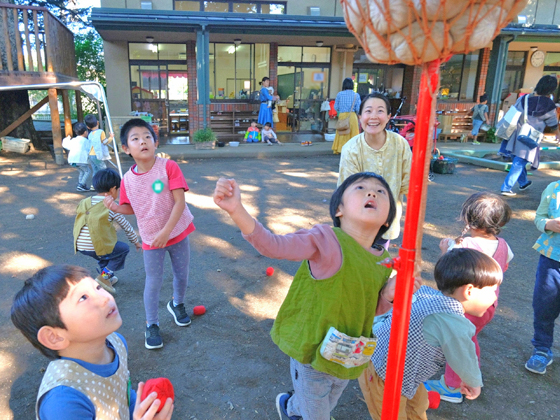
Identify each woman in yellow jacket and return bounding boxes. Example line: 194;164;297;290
332;77;361;154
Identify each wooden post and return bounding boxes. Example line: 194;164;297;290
43;12;53;73
13;8;24;71
48;88;64;165
33;10;42;72
61;90;72;137
76;90;83;121
23;10;34;71
2;8;14;71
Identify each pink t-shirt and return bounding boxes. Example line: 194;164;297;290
242;220;384;279
120;157;195;250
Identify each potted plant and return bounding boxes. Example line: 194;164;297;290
192;127;216;150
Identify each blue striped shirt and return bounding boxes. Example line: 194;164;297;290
334;90;360;113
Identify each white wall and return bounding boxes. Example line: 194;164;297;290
103;40;132;117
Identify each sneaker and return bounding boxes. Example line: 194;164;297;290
501;190;517;197
424;376;463;403
76;184;88;192
145;324;163;349
90;185;96;191
525;349;553;374
275;392;301;420
472;140;481;145
95;274;116;294
519;180;533;191
167;300;192;327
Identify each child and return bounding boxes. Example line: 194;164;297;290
86;114;114;181
470;94;489;145
10;265;173;420
360;249;502;420
425;192;513;402
74;168;141;293
338;93;412;249
104;118;195;350
244;119;260;143
262;122;282;145
62;122;92;192
214;172;406;420
526;180;560;374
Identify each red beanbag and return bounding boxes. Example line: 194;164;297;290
141;378;174;412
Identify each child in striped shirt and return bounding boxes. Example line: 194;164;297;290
73;168;141;293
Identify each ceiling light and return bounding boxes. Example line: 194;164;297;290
234;38;242;46
146;36;154;43
316;40;324;47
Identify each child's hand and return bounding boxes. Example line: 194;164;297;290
104;195;116;211
460;383;481;400
152;230;170;248
213;178;241;214
135;241;143;252
134;382;174;420
381;275;422;303
439;238;451;254
545;218;560;233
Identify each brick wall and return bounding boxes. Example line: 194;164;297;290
401;65;422;115
270;43;278;91
476;48;491;98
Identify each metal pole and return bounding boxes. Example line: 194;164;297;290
381;59;440;420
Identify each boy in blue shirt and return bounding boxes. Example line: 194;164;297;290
86;114;114;182
11;265;173;420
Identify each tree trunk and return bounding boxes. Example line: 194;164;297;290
0;0;44;150
0;90;46;150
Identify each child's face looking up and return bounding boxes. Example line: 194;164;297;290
123;126;157;159
58;277;122;343
336;177;391;230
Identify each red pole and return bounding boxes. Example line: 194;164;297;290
380;59;440;420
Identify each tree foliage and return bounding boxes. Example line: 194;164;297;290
13;0;91;29
74;31;106;115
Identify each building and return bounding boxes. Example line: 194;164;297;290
91;0;560;139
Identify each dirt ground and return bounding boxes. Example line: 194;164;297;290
1;150;559;420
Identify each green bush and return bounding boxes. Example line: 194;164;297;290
485;127;497;143
193;128;216;143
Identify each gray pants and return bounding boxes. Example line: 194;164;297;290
76;163;92;187
143;236;190;325
287;358;349;420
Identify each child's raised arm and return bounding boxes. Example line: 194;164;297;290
213;178;255;235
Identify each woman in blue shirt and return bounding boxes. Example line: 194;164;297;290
332;77;361;154
258;77;278;128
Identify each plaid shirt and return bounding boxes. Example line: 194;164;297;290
334;90;361;113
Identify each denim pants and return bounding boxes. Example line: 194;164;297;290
471;119;484;136
79;240;130;273
76;163;92;187
143;236;190;325
287;358;349;420
498;139;512;157
88;155;107;177
501;155;529;192
532;255;560;351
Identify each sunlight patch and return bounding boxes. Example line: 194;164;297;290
0;252;50;276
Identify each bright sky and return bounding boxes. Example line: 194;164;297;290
75;0;100;8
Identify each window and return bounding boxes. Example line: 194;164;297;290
129;43;186;61
174;1;286;13
278;46;330;63
503;51;526;98
543;52;560;101
439;50;480;101
210;43;270;100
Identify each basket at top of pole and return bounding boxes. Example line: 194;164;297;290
341;0;529;66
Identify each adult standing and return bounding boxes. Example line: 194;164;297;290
332;78;361;154
338;93;412;248
258;77;279;128
501;75;560;197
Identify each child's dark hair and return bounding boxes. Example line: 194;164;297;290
264;122;271;128
535;75;558;96
330;172;396;243
359;93;392;116
92;168;121;193
120;118;157;147
259;76;270;85
73;122;88;136
434;248;502;294
11;265;91;360
250;118;258;124
84;114;99;129
456;192;511;241
479;94;488;102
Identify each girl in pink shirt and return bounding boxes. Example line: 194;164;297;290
104;118;195;350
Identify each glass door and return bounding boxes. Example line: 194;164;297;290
277;64;330;132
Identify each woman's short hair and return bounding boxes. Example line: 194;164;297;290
535;75;558;96
342;77;354;91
